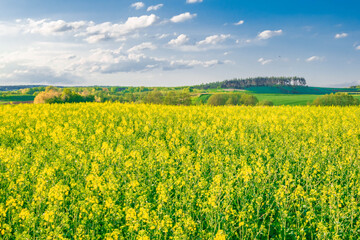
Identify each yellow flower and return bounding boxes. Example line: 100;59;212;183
19;208;30;220
214;230;226;240
43;210;55;223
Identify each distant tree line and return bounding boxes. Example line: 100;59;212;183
0;85;46;92
194;77;307;90
33;87;193;105
33;86;270;107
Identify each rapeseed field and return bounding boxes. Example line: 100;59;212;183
0;103;360;239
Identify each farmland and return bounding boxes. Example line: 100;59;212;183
1;103;360;239
0;95;34;104
2;85;360;106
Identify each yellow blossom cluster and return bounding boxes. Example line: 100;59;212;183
0;103;360;239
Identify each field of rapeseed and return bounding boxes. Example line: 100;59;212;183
1;103;360;239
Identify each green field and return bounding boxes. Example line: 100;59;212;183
0;94;34;104
252;94;360;106
1;86;360;106
252;94;317;106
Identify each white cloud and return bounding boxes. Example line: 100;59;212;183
147;4;163;11
25;19;88;36
9;16;158;43
83;14;158;43
186;0;203;3
306;56;325;62
234;20;244;26
82;48;224;73
127;42;157;53
197;34;230;45
167;34;231;52
0;40;227;83
257;29;283;40
131;2;145;10
165;59;221;70
170;12;197;23
335;33;348;39
168;34;189;46
258;58;273;65
356;45;360;50
157;33;170;39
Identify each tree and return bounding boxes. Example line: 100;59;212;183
34;89;61;104
207;94;228;106
312;93;360;106
257;100;274;106
178;91;192;106
110;87;119;93
164;91;177;105
193;77;307;90
144;91;163;104
240;94;259;106
34;88;95;104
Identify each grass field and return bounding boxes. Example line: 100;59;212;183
252;94;318;105
1;103;360;239
0;94;34;104
252;94;360;106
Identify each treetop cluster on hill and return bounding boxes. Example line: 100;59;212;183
194;77;307;90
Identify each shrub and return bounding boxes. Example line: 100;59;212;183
34;88;95;104
144;91;164;104
207;94;228;106
257;100;274;106
34;89;62;104
207;93;259;106
312;93;360;106
240;93;259;106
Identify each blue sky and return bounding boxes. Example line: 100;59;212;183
0;0;359;87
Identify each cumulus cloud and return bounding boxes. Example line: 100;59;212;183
164;59;221;71
258;58;273;65
167;34;231;51
82;14;158;43
168;34;189;46
25;19;88;36
85;49;223;73
170;12;197;23
306;56;325;62
8;16;158;43
234;20;244;26
257;29;283;40
0;42;227;83
186;0;203;3
84;34;112;44
131;2;145;10
127;42;157;53
157;33;170;39
147;4;163;11
197;34;230;45
77;45;226;73
335;33;348;39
